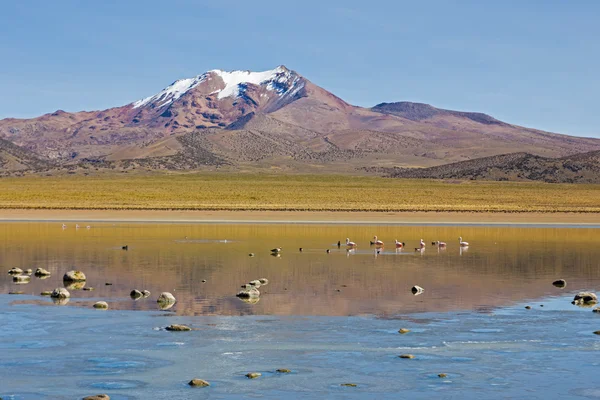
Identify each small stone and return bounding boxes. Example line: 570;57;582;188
40;291;53;296
35;268;51;276
525;306;531;309
188;378;210;387
594;331;600;335
8;291;24;295
201;279;207;283
340;383;357;387
249;253;255;257
552;279;567;288
249;280;262;288
51;288;70;299
165;324;192;331
245;372;261;379
142;290;151;297
438;373;448;378
8;267;23;275
411;285;424;295
593;307;600;313
82;395;110;400
130;289;143;299
398;328;410;334
63;270;86;282
259;278;269;285
24;269;33;274
105;282;113;286
83;287;95;291
157;292;176;304
93;301;109;309
276;368;291;373
399;354;415;359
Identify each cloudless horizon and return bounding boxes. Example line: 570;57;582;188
1;0;599;138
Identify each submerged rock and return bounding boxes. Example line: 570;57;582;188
341;383;357;387
525;306;532;310
276;368;291;373
245;372;262;379
8;267;23;275
552;279;567;288
35;268;51;276
40;291;53;296
93;301;109;309
399;354;415;359
188;378;210;387
572;292;598;306
24;268;33;275
165;324;192;331
63;270;86;282
83;395;110;400
438;373;448;378
398;328;410;334
593;307;600;313
51;287;70;299
411;285;424;295
130;289;143;299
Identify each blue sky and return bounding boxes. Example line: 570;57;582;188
1;0;599;138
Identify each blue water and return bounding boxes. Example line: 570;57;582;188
1;294;600;399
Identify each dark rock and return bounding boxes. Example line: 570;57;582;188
245;372;261;379
552;279;567;288
130;289;143;299
411;285;424;295
165;324;192;331
399;354;415;359
276;368;291;373
572;292;598;306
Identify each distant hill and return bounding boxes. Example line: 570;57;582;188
0;65;599;173
386;151;600;183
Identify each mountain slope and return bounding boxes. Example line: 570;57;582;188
0;66;599;172
0;138;52;172
387;151;600;183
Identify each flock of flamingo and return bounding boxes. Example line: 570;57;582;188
62;224;91;229
345;236;470;251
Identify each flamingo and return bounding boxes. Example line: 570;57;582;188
435;241;447;248
86;225;91;229
75;224;80;229
61;224;67;229
459;237;469;247
370;236;384;246
346;238;357;247
395;240;405;248
420;239;426;248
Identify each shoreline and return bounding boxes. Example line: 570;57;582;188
1;209;600;225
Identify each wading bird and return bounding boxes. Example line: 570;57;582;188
346;238;357;247
370;236;384;246
459;237;469;247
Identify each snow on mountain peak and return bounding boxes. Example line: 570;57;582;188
132;66;303;108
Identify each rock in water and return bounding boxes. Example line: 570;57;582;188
552;279;567;288
438;373;448;378
24;268;33;275
340;383;357;387
259;278;269;285
35;268;51;276
411;285;424;295
51;288;70;299
13;275;31;284
83;395;110;400
157;292;176;304
165;324;192;331
593;307;600;313
399;354;415;359
8;267;23;275
276;368;291;373
93;301;109;309
40;291;53;296
398;328;410;334
130;289;143;299
249;280;262;288
188;378;210;387
142;290;151;297
236;287;260;298
245;372;261;379
572;292;598;306
63;270;86;282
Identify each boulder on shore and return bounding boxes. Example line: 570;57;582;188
236;287;260;298
93;301;109;309
8;267;23;275
130;289;143;299
63;270;86;282
572;292;598;306
157;292;176;304
35;268;51;276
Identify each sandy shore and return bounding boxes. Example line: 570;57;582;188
0;209;599;225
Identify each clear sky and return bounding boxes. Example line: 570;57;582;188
1;0;599;138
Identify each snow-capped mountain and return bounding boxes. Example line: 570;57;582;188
1;65;599;171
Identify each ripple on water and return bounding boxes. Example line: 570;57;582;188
0;340;66;349
0;393;54;400
571;388;600;398
78;379;148;390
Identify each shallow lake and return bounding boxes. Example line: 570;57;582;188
1;222;600;398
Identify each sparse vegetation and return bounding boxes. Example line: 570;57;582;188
0;173;598;212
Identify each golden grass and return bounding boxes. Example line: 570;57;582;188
0;173;599;212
